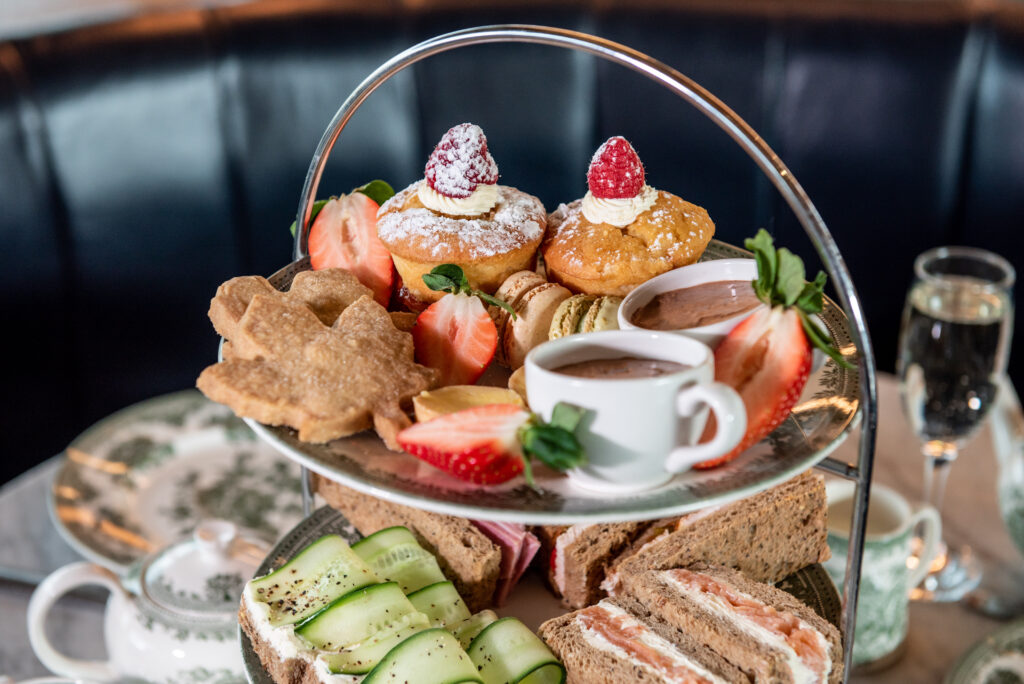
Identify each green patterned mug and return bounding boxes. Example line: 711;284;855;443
824;481;941;670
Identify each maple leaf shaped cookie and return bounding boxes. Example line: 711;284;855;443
208;268;372;343
197;293;437;449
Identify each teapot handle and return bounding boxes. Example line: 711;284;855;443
27;561;123;682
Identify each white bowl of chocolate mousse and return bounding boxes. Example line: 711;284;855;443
618;259;764;348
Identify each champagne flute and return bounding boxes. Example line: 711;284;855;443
897;246;1014;602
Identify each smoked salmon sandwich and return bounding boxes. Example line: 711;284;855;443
541;562;843;684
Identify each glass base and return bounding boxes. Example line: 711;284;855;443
911;543;983;602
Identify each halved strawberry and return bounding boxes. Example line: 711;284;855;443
308;192;393;306
694;229;853;469
413;292;497;387
398;404;529;484
695;306;812;469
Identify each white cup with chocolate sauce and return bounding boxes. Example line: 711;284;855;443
525;330;746;492
617;259;763;347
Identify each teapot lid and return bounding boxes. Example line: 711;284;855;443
138;520;266;625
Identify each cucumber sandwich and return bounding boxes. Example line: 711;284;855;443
241;527;564;684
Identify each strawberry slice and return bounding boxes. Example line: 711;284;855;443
694;229;853;469
695;306;812;468
413;292;498;387
308;192;394;306
398;404;530;484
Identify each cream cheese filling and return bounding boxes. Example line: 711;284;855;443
662;572;831;684
418;180;498;216
553;524;591;596
577;600;729;684
242;584;360;684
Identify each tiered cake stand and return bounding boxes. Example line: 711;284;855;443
259;26;876;680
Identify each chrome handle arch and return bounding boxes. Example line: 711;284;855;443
292;25;876;676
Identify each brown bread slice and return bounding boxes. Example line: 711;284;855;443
314;475;501;612
621;563;844;684
612;471;829;586
539;596;749;683
238;601;320;684
534;522;650;609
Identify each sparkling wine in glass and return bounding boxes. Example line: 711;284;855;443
898;246;1014;602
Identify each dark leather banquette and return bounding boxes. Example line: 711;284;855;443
2;0;1023;481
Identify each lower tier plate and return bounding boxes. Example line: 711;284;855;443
240;506;843;684
242;241;860;525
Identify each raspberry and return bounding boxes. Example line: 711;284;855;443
587;136;645;199
425;123;499;199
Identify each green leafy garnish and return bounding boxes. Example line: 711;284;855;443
289;199;330;238
354;179;395;206
517;402;586;488
288;180;394;237
422;264;516;318
745;229;854;370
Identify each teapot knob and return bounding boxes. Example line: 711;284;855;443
194;519;238;557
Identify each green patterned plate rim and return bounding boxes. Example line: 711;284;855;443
49;390;304;572
946;618;1024;684
240;506;842;684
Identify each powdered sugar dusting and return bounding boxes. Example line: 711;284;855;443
424;123;499;199
378;182;544;259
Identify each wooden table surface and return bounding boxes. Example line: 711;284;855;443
842;374;1024;683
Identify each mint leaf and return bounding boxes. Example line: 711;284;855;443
520;424;584;471
796;271;827;314
477;292;516;318
422;273;458;293
775;248;806;307
289;198;330;238
423;264;516;317
745;229;777;303
430;264;469;289
353;179;395;206
550;402;585;432
798;310;855;369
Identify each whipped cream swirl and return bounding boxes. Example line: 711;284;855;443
418;180;498;216
581;184;657;227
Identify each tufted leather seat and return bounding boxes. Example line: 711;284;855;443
1;0;1022;482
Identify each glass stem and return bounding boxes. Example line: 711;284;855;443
923;440;959;515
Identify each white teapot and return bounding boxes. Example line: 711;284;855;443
28;520;267;683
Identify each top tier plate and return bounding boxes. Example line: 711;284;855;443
238;240;860;525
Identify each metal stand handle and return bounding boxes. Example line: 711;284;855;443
291;25;877;679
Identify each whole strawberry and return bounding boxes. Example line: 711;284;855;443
587;136;645;199
695;230;853;469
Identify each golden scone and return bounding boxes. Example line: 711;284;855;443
378;183;545;302
542;136;715;296
377;123;545;304
543;192;714;296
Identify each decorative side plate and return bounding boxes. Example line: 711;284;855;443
50;390;304;571
946;619;1024;684
239;241;859;524
241;506;842;684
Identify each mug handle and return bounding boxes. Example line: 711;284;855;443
27;562;122;682
665;382;746;473
907;503;943;589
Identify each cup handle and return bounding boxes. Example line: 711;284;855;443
907;503;943;589
665;382;746;473
27;562;122;682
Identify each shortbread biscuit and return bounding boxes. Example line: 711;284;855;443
198;294;437;448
